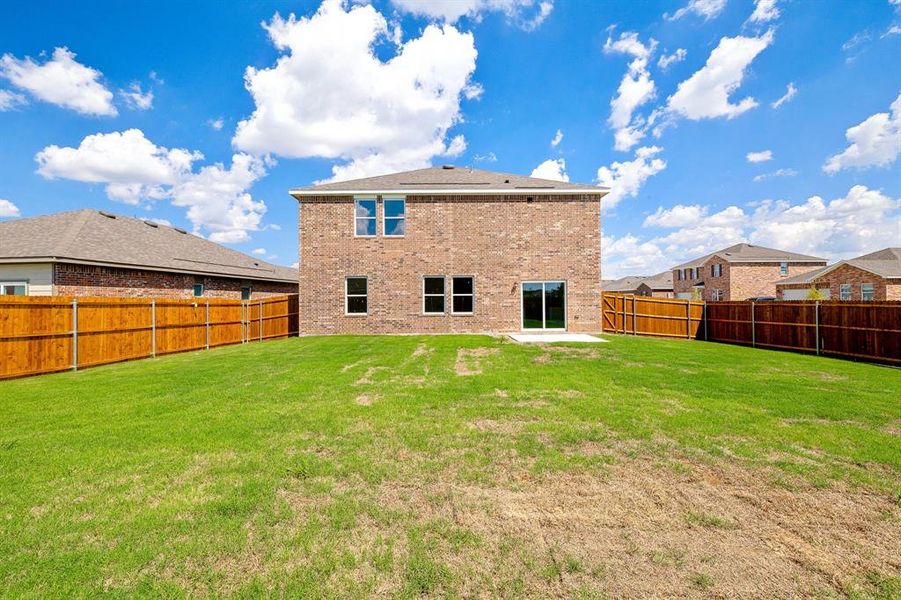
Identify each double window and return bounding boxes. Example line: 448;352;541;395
423;276;445;314
861;283;875;301
0;281;27;295
345;277;368;314
354;197;405;237
839;283;852;301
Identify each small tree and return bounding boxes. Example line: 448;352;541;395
805;287;826;300
691;288;703;301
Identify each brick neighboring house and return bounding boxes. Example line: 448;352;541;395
602;271;673;298
775;248;901;301
291;166;607;334
671;243;827;301
0;209;297;299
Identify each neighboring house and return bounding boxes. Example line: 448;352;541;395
775;247;901;301
291;166;607;334
0;209;297;298
672;243;826;301
602;271;673;298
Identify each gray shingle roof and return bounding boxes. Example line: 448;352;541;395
292;166;606;194
0;209;297;283
603;271;673;292
777;247;901;284
673;243;826;270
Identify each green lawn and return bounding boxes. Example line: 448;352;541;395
1;335;899;598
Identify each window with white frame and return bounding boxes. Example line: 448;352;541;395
452;276;474;314
423;276;445;314
354;198;377;237
712;289;724;301
0;281;27;295
839;283;852;301
861;283;875;301
692;267;699;279
711;264;722;277
383;197;406;237
345;277;368;314
780;261;788;276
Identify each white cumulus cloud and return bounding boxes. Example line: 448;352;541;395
251;248;266;256
746;149;773;162
667;30;774;121
666;0;727;21
232;1;478;182
823;93;901;173
596;146;667;212
34;129;268;243
530;158;569;182
391;0;553;29
604;32;657;151
0;89;27;111
770;82;797;108
748;0;780;23
550;129;563;147
657;48;687;70
120;82;153;110
0;199;20;218
0;47;116;116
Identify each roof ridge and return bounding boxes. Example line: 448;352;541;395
55;209;95;258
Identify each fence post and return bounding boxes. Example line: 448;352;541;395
751;301;756;348
205;301;210;350
814;301;820;356
151;299;156;358
72;298;78;371
259;300;263;341
686;300;691;339
621;296;626;334
703;302;708;341
632;296;637;335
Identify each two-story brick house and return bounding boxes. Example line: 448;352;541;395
671;243;826;301
775;247;901;300
291;166;607;334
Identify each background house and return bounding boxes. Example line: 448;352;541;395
0;209;297;298
602;272;673;298
671;243;826;301
775;247;901;300
292;166;607;334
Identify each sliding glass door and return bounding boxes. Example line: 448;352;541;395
522;281;566;330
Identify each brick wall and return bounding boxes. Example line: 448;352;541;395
298;194;601;334
53;263;296;299
776;263;895;300
674;259;825;300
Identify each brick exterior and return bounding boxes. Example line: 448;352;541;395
775;263;899;301
635;283;673;298
52;263;296;299
673;258;826;301
298;194;601;334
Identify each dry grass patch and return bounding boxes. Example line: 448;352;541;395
455;347;499;376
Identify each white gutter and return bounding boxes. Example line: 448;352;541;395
290;188;608;197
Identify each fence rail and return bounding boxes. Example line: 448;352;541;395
602;293;900;365
0;294;299;380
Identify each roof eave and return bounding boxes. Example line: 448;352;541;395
290;187;609;198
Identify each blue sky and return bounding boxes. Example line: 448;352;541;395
1;0;898;277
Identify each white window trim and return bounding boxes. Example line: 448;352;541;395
451;276;475;315
383;197;406;238
839;283;852;301
345;276;368;316
422;275;445;315
861;283;875;301
0;281;28;295
520;280;567;331
354;197;377;238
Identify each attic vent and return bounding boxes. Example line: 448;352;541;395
143;220;159;228
173;227;187;234
98;211;116;219
504;179;510;183
441;164;455;170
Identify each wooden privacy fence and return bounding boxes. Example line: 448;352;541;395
0;294;299;380
602;293;901;365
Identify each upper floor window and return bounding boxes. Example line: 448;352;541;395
193;282;204;297
839;283;852;301
452;276;474;314
346;277;368;314
711;264;722;277
354;198;377;237
0;281;27;296
861;283;875;301
423;276;445;314
780;261;788;276
241;286;252;301
676;269;683;281
383;198;406;237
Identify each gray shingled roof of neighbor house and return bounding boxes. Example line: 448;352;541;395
0;209;297;282
777;247;901;284
291;166;608;194
672;243;826;270
603;271;673;292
